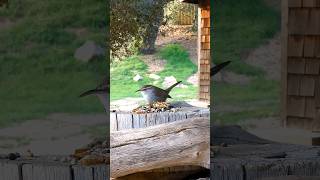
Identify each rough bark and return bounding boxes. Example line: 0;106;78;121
110;117;210;178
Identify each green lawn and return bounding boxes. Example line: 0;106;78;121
0;0;107;126
110;44;198;101
212;0;281;124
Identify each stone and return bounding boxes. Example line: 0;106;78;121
74;40;105;62
133;74;143;81
149;73;160;80
162;76;177;88
177;84;188;88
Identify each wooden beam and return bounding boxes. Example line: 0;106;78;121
110;118;210;178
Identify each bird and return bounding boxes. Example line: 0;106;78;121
136;81;182;104
211;61;231;76
79;77;109;111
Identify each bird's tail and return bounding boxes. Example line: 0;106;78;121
211;61;231;76
79;89;105;97
165;81;182;93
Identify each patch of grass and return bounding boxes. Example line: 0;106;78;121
213;78;280;124
158;44;197;80
110;56;149;100
212;0;281;124
213;0;280;76
111;44;197;100
0;0;107;126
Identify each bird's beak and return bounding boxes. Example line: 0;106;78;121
135;89;141;92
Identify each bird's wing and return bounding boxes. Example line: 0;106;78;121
211;61;231;76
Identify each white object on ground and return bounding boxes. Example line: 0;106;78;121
133;74;143;81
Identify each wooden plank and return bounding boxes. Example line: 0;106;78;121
308;9;320;35
210;160;244;180
305;97;316;118
245;160;288;180
288;9;309;35
288;58;305;74
138;114;147;128
201;18;210;28
201;42;210;50
201;27;210;35
287;96;305;117
305;58;320;74
288;0;302;7
146;113;157;126
303;0;320;7
288;35;304;57
155;112;169;125
73;165;93;180
303;36;316;57
299;76;315;96
110;113;117;132
93;165;109;180
168;112;177;122
186;111;198;119
0;161;21;180
287;160;320;176
287;74;300;95
22;163;72;180
117;113;133;131
132;113;140;129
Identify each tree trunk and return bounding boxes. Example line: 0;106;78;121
139;0;171;54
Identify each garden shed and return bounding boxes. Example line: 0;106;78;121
180;0;210;102
282;0;320;131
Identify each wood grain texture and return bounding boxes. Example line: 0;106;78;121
110;117;210;178
22;163;72;180
0;161;21;180
73;165;94;180
110;109;209;132
211;126;320;179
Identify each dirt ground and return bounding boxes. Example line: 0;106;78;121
0;113;107;155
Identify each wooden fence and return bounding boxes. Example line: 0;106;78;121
0;160;108;180
110;109;209;131
176;6;196;25
165;3;197;25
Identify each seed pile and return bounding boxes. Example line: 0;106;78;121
132;102;178;114
72;137;109;165
0;138;109;166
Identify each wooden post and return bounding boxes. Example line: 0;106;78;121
198;0;210;102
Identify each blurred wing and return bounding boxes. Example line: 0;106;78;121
211;61;231;76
